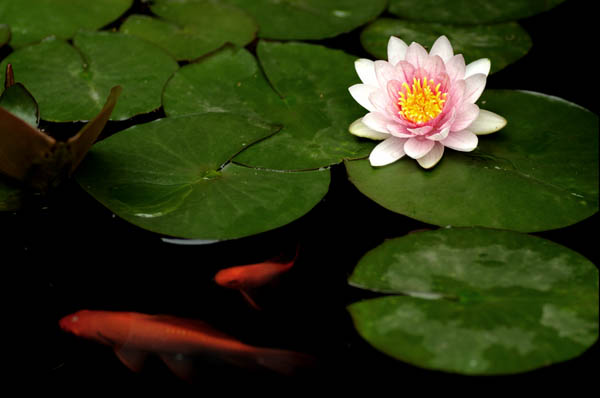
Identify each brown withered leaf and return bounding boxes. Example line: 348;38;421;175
0;85;122;193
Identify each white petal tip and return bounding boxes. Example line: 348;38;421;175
349;118;389;140
469;110;507;135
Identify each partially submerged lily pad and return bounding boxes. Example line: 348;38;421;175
163;42;374;170
0;0;133;48
75;113;331;240
0;31;178;122
225;0;387;40
120;0;256;61
345;90;598;233
0;81;39;128
361;19;531;74
388;0;565;25
348;227;598;375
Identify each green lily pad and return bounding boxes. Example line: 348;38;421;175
163;42;373;170
0;0;133;48
360;18;531;74
0;32;178;122
345;90;598;233
120;0;256;61
0;82;39;128
0;24;9;47
348;227;599;375
388;0;565;25
75;113;330;239
225;0;387;40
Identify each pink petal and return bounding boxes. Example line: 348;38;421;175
463;74;487;104
374;60;397;89
419;56;446;82
368;90;390;114
354;59;378;87
369;137;407;166
394;61;415;86
429;36;454;62
387;123;414;138
426;127;450;141
408;125;433;136
405;42;429;69
441;130;478;152
445;54;466;81
451;103;480;131
349;84;377;112
363;112;392;133
465;58;491;78
404;137;436;159
417;142;445;169
388;36;408;66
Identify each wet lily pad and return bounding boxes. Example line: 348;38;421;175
345;90;598;233
163;42;373;170
361;19;531;74
120;0;256;61
225;0;387;40
348;227;599;375
0;24;9;47
0;0;133;48
388;0;565;25
0;32;178;122
75;113;330;240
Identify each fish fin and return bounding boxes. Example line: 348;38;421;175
253;348;317;375
240;289;261;310
114;348;148;373
159;353;195;382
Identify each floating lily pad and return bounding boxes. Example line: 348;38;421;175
348;227;599;375
225;0;387;40
0;32;178;122
120;0;256;61
163;42;373;170
0;0;133;48
361;19;531;74
0;24;9;47
388;0;565;25
345;90;598;233
75;113;330;239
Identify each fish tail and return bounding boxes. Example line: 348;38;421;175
254;348;316;375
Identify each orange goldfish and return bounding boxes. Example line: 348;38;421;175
59;310;314;380
214;246;299;309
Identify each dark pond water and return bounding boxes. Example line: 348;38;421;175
1;0;596;393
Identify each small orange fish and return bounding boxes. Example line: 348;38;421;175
59;310;314;380
214;246;299;309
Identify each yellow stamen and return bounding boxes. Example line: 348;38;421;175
397;77;447;124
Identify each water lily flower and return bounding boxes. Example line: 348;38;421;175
348;35;506;169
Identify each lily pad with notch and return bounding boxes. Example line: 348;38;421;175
348;227;599;375
360;18;531;74
120;0;257;61
163;41;374;170
0;0;133;48
75;113;331;240
387;0;565;25
345;90;598;233
0;31;179;122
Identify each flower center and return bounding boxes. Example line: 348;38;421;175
397;77;447;124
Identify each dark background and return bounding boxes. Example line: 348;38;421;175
1;0;596;393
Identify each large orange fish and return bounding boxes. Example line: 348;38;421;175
214;246;299;309
59;310;314;380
